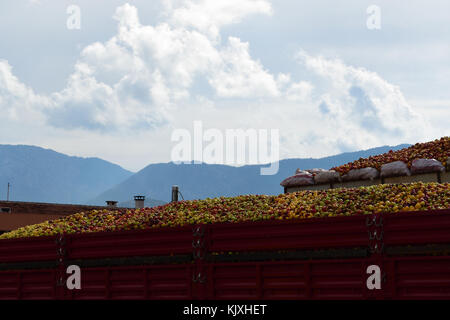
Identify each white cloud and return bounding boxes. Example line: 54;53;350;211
285;81;313;101
296;51;428;138
208;37;280;98
0;60;49;124
28;2;280;131
170;0;273;38
258;51;432;160
0;1;444;171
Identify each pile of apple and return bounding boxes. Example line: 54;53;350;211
331;136;450;175
0;182;448;240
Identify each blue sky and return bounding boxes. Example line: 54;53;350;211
0;0;449;171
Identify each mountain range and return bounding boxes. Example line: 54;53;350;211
87;144;410;205
0;145;133;204
0;143;411;206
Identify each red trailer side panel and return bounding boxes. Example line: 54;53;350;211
383;256;450;300
66;226;194;260
1;209;450;300
383;210;450;246
0;269;57;300
0;236;57;263
207;215;369;252
65;264;194;300
206;259;366;300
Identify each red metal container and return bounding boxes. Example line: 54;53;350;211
0;209;449;300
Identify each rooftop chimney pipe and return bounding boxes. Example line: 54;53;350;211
106;200;118;208
134;195;145;209
171;185;179;202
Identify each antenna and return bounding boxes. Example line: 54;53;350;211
7;182;10;201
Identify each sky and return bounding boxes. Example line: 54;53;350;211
0;0;449;172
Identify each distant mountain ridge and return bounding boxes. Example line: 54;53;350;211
0;143;411;206
0;145;134;204
87;144;411;204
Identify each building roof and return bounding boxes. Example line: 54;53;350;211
0;200;122;232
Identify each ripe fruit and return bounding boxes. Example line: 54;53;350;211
331;137;449;175
0;182;448;240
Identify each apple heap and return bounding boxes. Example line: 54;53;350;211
331;136;449;175
0;182;448;240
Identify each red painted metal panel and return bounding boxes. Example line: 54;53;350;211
0;271;19;300
65;225;194;260
384;256;450;300
0;209;450;300
66;264;193;300
0;236;57;263
206;259;366;300
208;215;369;252
383;209;450;246
0;269;57;300
2;256;450;300
1;209;449;263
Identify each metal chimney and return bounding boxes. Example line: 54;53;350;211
171;185;179;202
106;200;118;208
134;195;145;209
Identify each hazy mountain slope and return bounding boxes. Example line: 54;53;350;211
0;145;133;204
88;144;410;204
